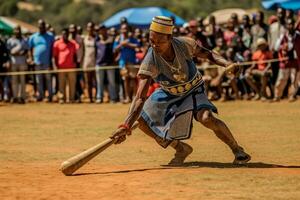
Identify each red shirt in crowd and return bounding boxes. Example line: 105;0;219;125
252;50;273;71
53;39;78;69
223;30;236;46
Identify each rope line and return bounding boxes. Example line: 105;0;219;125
0;57;289;76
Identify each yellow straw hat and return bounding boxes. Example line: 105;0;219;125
150;16;174;34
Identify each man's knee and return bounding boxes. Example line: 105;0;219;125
195;109;215;127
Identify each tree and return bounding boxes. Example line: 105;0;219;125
0;0;19;16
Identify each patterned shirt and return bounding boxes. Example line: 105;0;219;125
138;37;197;80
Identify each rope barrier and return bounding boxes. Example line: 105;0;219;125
0;57;289;76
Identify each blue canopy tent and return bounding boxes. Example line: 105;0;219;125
262;0;300;11
103;7;186;29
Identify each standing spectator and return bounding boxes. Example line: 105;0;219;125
241;15;252;49
269;8;287;51
0;37;10;102
113;24;139;103
204;15;223;48
294;16;300;99
6;26;29;104
245;38;273;101
28;19;55;102
251;11;268;51
187;20;209;49
82;22;97;103
95;25;117;103
136;32;150;64
286;9;294;21
231;13;243;37
69;24;84;102
223;18;238;47
273;18;298;102
52;28;78;103
196;16;205;32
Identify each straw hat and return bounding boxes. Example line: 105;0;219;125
256;38;268;47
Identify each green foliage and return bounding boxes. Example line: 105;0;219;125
0;0;266;31
0;0;19;16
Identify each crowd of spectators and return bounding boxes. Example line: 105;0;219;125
0;7;300;104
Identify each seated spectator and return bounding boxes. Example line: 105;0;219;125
245;38;273;101
203;37;227;100
223;47;243;100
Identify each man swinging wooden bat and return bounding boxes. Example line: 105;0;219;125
112;16;251;166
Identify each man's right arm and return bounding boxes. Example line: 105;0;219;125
123;75;151;127
111;75;151;143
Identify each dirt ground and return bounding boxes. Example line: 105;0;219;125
0;101;300;200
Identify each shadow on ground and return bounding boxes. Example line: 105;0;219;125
71;161;300;176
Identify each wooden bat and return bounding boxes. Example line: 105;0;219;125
60;122;139;176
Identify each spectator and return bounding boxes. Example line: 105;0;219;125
251;11;268;51
113;23;139;103
204;15;223;48
273;18;298;102
6;26;29;104
269;8;286;51
196;16;205;32
285;9;294;21
203;37;227;100
187;19;209;49
53;28;78;103
231;13;243;37
77;26;83;35
134;28;143;46
28;19;55;102
241;15;252;49
82;22;97;103
245;38;273;101
0;37;10;102
224;47;243;100
69;24;84;102
136;32;150;64
294;17;300;99
223;18;238;47
95;25;117;103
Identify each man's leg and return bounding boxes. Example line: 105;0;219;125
11;64;19;101
19;64;27;102
45;72;53;102
107;69;117;102
245;71;260;99
195;109;251;164
35;66;44;101
289;68;299;101
274;69;289;101
58;72;66;103
137;117;193;165
68;71;77;102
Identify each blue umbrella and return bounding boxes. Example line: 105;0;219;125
103;7;186;29
262;0;300;11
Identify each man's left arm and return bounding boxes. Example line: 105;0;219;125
194;42;239;75
194;42;231;67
